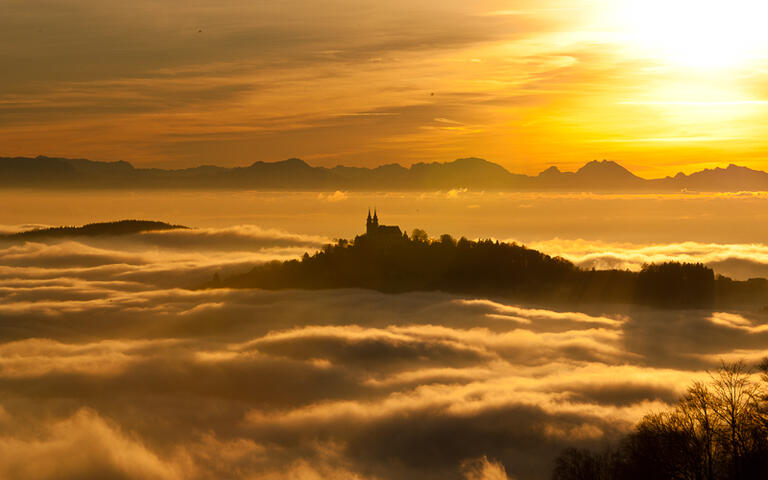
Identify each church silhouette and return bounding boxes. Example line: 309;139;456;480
365;209;402;238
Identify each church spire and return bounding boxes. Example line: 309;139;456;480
373;208;378;224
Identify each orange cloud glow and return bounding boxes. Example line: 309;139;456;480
5;0;768;175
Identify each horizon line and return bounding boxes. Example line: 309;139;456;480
5;154;761;181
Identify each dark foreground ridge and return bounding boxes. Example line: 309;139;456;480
209;213;768;308
5;155;768;192
3;220;188;241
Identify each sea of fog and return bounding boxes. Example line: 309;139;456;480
1;190;768;479
6;189;768;279
4;190;768;244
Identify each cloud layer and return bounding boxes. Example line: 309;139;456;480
526;238;768;280
2;226;768;479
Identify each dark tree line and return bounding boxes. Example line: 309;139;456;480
552;361;768;480
635;262;715;308
213;230;768;307
223;230;576;295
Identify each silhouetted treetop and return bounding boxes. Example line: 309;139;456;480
221;225;576;295
208;213;768;307
636;262;716;308
552;360;768;480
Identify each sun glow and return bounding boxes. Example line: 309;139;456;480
619;0;768;68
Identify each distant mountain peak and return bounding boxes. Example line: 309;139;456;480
576;159;640;180
578;159;625;171
451;157;493;166
250;157;311;169
538;166;562;177
725;163;754;172
694;163;763;176
411;157;496;168
410;157;513;174
279;157;311;167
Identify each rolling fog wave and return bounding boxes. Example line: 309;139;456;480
526;239;768;280
1;226;768;479
0;225;327;289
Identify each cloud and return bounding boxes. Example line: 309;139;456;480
2;229;768;479
708;311;768;334
447;188;469;199
4;0;768;174
0;408;184;480
0;225;326;291
318;191;349;202
133;225;327;251
0;0;560;168
457;299;624;327
462;457;512;480
525;238;768;280
244;325;494;371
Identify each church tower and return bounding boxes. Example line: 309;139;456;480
366;208;376;235
366;208;379;235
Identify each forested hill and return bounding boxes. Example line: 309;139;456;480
209;232;768;308
2;220;187;241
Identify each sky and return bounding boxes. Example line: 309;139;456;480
6;0;768;176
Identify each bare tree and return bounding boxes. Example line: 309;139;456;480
709;361;764;479
553;359;768;480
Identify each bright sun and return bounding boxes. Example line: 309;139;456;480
619;0;768;68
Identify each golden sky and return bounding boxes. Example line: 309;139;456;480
5;0;768;176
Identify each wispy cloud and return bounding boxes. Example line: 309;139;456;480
6;0;768;173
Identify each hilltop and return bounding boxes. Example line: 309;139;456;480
2;220;187;241
4;155;768;192
208;224;768;309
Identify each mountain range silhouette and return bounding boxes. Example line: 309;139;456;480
3;155;768;191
